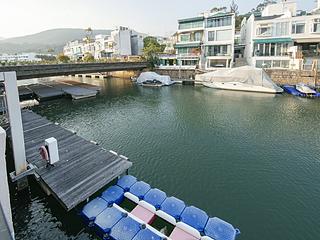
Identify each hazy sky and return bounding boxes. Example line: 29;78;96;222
1;0;315;38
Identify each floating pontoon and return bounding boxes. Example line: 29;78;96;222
82;175;240;240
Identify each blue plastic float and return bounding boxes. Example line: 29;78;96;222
132;228;162;240
94;206;125;238
117;175;137;191
82;175;240;240
160;196;186;221
109;216;141;240
204;217;241;240
82;197;109;225
180;206;209;233
129;181;151;200
101;185;124;205
143;188;167;210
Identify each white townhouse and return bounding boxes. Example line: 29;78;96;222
242;0;320;70
159;9;235;70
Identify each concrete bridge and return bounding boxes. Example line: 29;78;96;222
0;61;148;80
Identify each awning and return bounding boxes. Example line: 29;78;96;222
254;38;292;44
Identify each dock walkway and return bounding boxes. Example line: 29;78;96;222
11;110;132;211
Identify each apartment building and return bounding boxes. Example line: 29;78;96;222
242;0;320;69
64;27;146;60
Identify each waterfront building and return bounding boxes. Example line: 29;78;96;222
64;27;146;60
241;0;320;70
159;8;236;70
0;53;42;62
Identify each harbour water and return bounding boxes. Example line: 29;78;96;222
10;77;320;240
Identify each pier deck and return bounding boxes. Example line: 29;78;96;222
60;80;102;92
14;110;132;211
27;84;65;101
45;82;98;100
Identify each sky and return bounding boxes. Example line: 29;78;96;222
0;0;316;38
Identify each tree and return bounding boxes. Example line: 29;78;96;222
230;0;239;16
83;53;95;62
143;37;165;68
85;27;93;43
56;53;70;63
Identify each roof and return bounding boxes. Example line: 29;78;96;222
255;15;283;21
178;16;204;24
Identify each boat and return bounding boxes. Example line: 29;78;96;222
137;72;175;87
295;83;316;96
203;82;281;93
196;66;284;94
141;79;163;87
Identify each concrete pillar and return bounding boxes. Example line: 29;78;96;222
3;72;27;176
0;127;15;239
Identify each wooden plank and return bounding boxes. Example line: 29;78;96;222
14;110;132;211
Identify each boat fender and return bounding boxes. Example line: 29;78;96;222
39;145;50;167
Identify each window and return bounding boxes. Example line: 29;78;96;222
194;32;202;41
208;31;215;41
254;43;290;57
206;45;231;56
313;19;320;33
208;59;228;68
292;22;305;34
180;34;190;42
274;22;289;36
255;60;289;69
216;30;232;41
206;16;232;28
179;20;203;30
257;25;271;36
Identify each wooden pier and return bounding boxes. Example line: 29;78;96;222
8;110;132;211
27;84;65;101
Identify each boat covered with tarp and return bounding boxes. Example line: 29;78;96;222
137;72;175;86
196;66;283;94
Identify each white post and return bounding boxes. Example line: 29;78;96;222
0;127;15;239
3;72;27;175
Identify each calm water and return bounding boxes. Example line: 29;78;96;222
10;78;320;240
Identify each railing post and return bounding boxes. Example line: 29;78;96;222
0;127;15;239
3;72;27;176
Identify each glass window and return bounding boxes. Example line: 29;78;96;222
194;32;202;41
206;16;232;28
270;43;276;56
208;59;227;68
216;30;232;41
313;19;320;33
180;34;190;42
179;20;203;30
206;45;230;56
292;22;305;34
208;31;215;41
257;25;271;36
274;22;289;36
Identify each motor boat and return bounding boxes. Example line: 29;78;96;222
203;81;282;94
141;79;163;87
137;72;175;87
295;83;316;95
197;66;284;94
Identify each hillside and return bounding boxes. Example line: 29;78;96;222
0;28;111;54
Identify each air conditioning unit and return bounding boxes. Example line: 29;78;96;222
45;137;60;165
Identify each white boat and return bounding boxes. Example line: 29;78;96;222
296;83;316;95
137;72;175;86
196;66;283;94
203;82;281;93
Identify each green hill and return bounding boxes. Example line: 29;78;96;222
0;28;111;54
